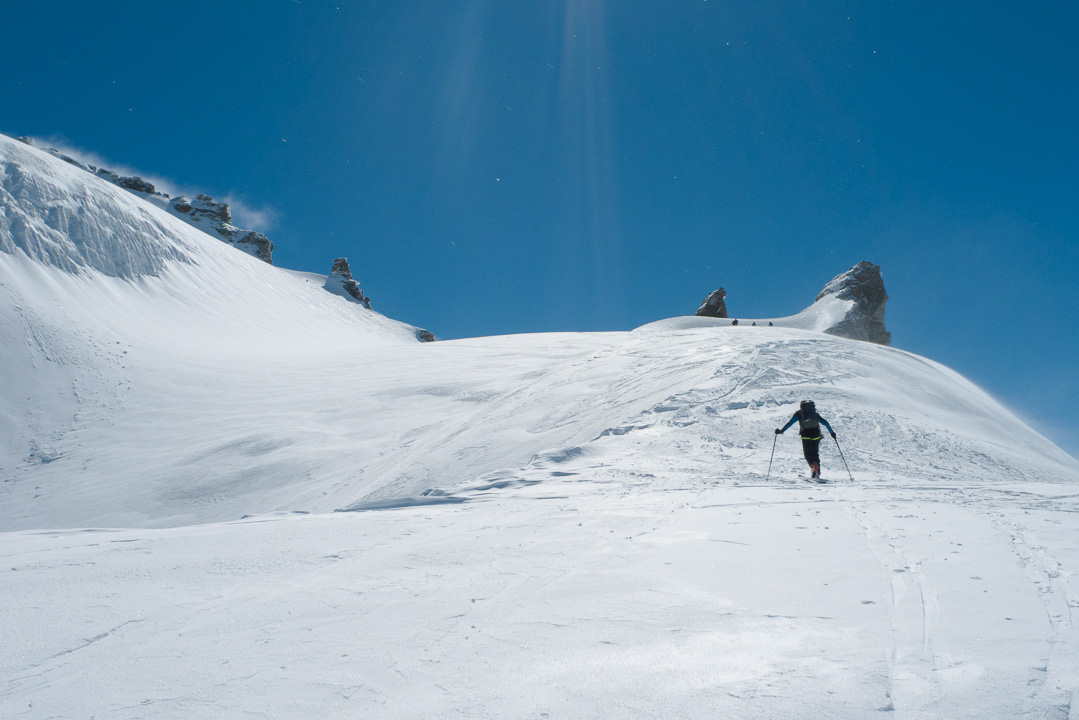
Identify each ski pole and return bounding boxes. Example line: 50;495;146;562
766;432;778;480
833;435;853;481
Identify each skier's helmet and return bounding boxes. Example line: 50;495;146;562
800;399;815;415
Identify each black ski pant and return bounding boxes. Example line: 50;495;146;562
801;437;821;469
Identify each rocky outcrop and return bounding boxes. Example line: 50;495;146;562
217;227;273;265
169;194;229;224
695;287;729;318
95;168;156;195
321;258;434;340
15;137;275;265
168;194;273;264
816;261;890;345
323;257;372;309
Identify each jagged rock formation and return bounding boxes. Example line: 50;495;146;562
321;257;435;341
168;194;274;265
816;261;890;345
695;288;728;318
95;168;156;195
170;194;229;224
323;257;372;309
16;136;274;265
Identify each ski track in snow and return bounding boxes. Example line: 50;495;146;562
9;472;1079;718
4;132;1079;718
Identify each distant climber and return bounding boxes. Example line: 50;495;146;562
768;322;773;326
775;400;836;478
731;319;739;326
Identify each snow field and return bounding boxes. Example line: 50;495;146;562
6;472;1079;718
4;131;1079;718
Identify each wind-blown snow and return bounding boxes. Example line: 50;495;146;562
3;132;1079;719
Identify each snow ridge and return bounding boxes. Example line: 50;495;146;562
0;135;192;278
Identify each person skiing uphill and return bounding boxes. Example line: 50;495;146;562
775;400;836;478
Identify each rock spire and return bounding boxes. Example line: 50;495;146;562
695;288;729;318
816;261;890;345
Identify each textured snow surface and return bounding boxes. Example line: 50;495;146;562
3;132;1079;718
0;135;192;277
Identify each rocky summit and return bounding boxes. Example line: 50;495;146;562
695;287;729;318
816;261;890;345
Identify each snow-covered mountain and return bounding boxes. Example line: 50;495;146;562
3;132;1079;718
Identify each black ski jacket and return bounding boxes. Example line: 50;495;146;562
779;410;834;439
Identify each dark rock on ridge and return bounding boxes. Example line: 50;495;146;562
816;261;890;345
54;153;93;172
169;194;274;264
324;257;372;309
95;168;156;195
170;194;230;224
331;257;357;280
322;258;434;341
216;227;274;265
695;288;729;318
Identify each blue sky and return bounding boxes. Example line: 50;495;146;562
2;1;1077;456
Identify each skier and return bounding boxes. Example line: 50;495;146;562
775;400;836;478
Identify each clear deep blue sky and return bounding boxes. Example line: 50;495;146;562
2;2;1077;456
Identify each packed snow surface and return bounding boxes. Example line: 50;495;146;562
3;133;1079;718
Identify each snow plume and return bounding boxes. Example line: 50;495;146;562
224;193;278;234
27;134;185;198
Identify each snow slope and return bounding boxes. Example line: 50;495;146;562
0;133;424;527
3;132;1079;718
